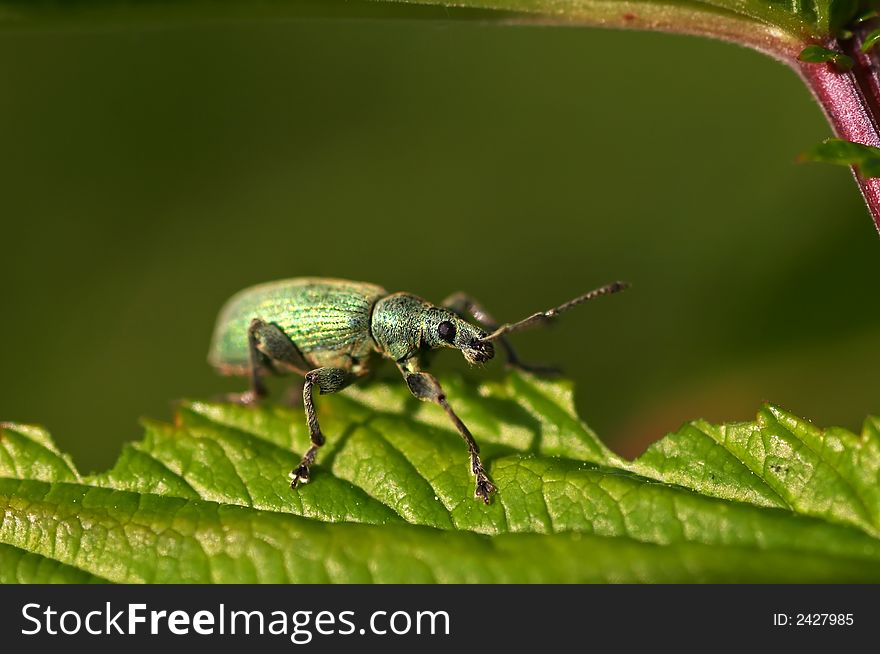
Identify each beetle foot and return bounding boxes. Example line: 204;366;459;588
289;465;311;488
474;473;497;504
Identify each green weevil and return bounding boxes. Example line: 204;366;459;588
208;278;629;503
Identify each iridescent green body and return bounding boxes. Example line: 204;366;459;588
209;278;387;374
207;276;627;504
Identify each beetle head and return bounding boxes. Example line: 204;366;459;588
421;307;495;365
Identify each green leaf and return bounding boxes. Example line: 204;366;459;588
797;44;854;70
801;137;880;177
862;26;880;51
3;374;880;582
854;7;879;23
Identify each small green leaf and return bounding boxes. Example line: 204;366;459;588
801;137;880;177
798;44;855;71
862;27;880;52
3;374;880;582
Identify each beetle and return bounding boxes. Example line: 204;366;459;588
208;278;628;503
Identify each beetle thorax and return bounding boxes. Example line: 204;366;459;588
370;293;431;361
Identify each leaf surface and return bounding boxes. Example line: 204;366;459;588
2;374;880;582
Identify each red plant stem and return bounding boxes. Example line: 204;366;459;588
797;31;880;234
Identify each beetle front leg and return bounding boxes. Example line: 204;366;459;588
289;367;352;488
443;292;559;375
399;363;496;503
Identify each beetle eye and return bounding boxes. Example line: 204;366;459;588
437;320;456;342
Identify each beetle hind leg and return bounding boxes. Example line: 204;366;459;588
289;367;352;488
227;318;311;406
236;318;273;405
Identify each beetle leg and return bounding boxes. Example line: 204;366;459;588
442;292;560;375
239;318;271;404
232;318;311;405
289;367;352;488
398;363;496;504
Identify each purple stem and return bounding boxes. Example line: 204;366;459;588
797;29;880;234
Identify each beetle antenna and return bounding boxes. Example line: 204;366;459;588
479;281;630;343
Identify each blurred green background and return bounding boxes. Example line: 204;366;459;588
1;2;878;473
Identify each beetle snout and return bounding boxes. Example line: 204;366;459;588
464;338;494;364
